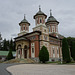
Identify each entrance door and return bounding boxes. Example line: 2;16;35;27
24;45;28;58
24;50;27;58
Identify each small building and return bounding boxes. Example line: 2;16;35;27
14;7;64;61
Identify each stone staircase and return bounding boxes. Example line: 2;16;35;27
4;58;37;64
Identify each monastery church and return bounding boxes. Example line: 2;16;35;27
14;6;64;61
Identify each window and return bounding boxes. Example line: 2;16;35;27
32;48;34;53
57;49;59;54
40;19;42;23
44;29;46;32
49;26;50;32
26;27;28;30
52;26;55;32
24;27;25;30
44;36;47;40
53;49;55;54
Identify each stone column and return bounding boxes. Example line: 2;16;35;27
16;49;18;59
27;49;29;59
22;49;24;59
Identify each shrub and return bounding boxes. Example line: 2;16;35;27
39;46;49;63
6;49;13;60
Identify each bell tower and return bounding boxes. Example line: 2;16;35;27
18;14;30;36
46;10;59;37
33;6;49;51
34;5;47;26
33;6;47;31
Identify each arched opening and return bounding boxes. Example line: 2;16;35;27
24;45;28;58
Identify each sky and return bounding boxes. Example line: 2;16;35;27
0;0;75;40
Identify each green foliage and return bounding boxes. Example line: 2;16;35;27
6;49;13;60
62;38;71;63
2;38;16;51
71;41;75;61
3;39;7;51
66;37;75;58
39;46;49;63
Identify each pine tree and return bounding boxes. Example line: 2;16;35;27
6;49;13;60
71;41;75;61
39;46;49;63
9;39;13;50
3;39;7;51
62;38;71;63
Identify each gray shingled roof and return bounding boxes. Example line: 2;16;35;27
46;10;59;23
19;15;30;25
34;7;47;19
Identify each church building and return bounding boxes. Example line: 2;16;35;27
14;7;64;61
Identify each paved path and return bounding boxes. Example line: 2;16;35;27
7;64;75;75
0;63;20;75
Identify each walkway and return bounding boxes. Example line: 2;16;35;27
7;64;75;75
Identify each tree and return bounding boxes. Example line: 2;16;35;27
39;46;49;63
71;41;75;61
6;49;13;60
0;33;2;50
3;39;7;51
62;38;71;63
9;39;13;50
66;37;75;58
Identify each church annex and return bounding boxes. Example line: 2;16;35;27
14;7;64;61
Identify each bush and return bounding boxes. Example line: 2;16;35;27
62;38;71;63
39;46;49;63
6;49;13;60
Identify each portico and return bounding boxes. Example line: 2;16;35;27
15;37;30;59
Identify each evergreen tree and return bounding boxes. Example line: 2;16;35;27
0;33;2;50
3;39;7;51
66;37;75;58
62;38;71;63
6;49;13;60
9;39;13;50
71;41;75;61
39;46;49;63
13;41;16;51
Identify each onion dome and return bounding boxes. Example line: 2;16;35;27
19;14;30;25
46;10;59;23
34;6;47;19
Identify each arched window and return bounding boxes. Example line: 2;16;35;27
26;27;28;31
17;44;21;49
24;45;27;50
53;49;55;54
40;19;42;23
32;48;34;53
57;49;59;54
24;27;25;30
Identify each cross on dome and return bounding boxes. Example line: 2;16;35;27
39;5;41;11
24;14;26;19
50;9;52;16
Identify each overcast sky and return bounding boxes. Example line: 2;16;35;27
0;0;75;40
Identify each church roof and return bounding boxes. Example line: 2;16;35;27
19;14;30;25
34;6;47;19
14;31;41;40
46;10;59;23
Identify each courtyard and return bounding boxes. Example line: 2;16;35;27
7;64;75;75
